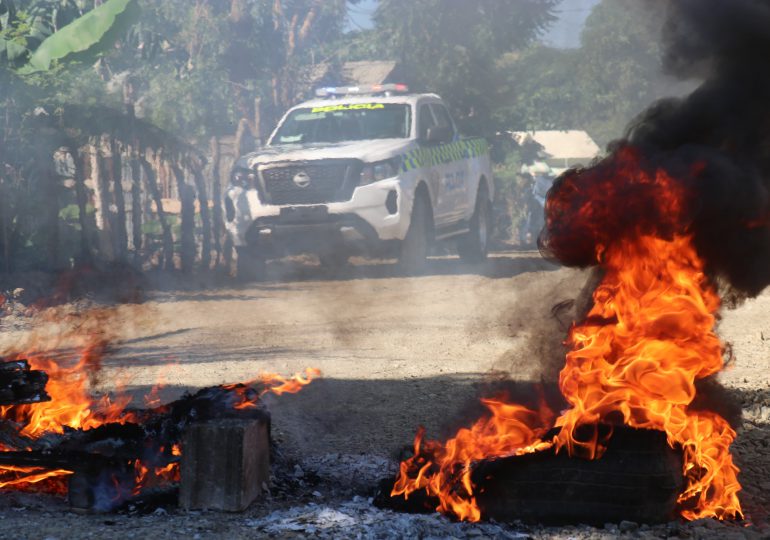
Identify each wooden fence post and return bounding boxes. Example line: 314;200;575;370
172;164;195;272
109;138;128;260
0;177;9;273
130;148;143;266
191;161;211;271
254;96;262;146
94;135;115;260
72;147;93;264
210;137;223;267
140;151;175;270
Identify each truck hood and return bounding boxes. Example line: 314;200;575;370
238;139;415;169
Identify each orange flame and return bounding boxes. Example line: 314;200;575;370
0;347;136;439
393;160;742;522
556;234;741;520
392;399;555;521
0;308;320;501
0;466;72;492
224;367;321;409
133;460;180;495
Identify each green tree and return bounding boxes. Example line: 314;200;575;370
94;0;356;141
1;0;138;72
493;46;583;132
1;0;363;271
576;0;667;144
371;0;558;135
490;0;690;147
0;0;142;271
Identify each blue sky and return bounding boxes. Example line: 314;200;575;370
346;0;377;32
543;0;601;48
346;0;601;49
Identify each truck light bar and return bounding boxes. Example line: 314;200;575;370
315;83;409;98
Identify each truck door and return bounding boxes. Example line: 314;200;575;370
430;103;468;223
417;103;450;225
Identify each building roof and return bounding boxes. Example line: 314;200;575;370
509;130;601;160
340;61;399;86
295;61;402;103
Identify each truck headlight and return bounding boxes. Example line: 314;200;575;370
231;168;257;188
359;158;401;185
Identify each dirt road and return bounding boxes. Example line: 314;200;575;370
95;251;582;457
1;250;770;538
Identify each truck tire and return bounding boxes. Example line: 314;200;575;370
457;185;492;263
399;193;432;274
376;426;683;525
472;427;683;525
235;246;265;282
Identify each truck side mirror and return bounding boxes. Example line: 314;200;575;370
424;125;453;145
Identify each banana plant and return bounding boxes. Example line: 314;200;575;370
0;0;138;72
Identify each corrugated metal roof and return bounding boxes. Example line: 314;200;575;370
509;130;601;160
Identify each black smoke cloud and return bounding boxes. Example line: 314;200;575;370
543;0;770;297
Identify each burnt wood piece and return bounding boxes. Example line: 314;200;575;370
472;427;684;525
0;360;50;405
0;450;143;475
0;383;272;512
68;458;136;512
11;384;271;455
0;450;102;470
179;418;270;512
0;450;134;512
0;449;176;512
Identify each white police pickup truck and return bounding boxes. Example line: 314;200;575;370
224;84;494;278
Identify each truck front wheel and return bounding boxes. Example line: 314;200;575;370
399;194;432;274
458;186;492;263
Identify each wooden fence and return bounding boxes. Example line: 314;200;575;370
32;134;238;274
0;102;259;275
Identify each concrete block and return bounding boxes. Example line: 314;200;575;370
179;418;270;511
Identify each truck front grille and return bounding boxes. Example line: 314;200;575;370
259;161;358;205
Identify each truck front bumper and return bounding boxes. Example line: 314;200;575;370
224;178;411;255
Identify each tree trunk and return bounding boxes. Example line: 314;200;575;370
233;118;252;160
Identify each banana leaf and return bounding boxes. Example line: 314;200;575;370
20;0;139;73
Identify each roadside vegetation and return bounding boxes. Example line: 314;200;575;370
0;0;681;273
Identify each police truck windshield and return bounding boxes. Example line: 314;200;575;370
271;103;411;145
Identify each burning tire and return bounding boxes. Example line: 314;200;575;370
458;183;492;263
378;427;684;526
472;427;684;525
